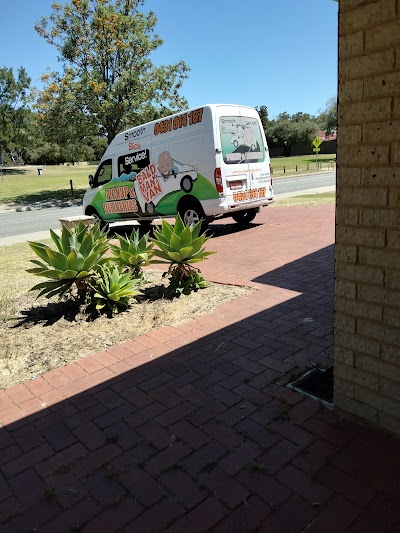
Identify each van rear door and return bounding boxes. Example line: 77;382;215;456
238;111;272;202
219;113;270;205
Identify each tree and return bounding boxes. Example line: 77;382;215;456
35;0;190;144
256;105;270;132
318;97;337;135
0;66;33;157
267;112;318;157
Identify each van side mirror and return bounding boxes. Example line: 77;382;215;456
88;174;94;187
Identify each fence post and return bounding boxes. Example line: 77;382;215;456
70;180;74;195
296;165;298;172
284;166;286;174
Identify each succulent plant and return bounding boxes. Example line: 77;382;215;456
27;221;109;299
93;265;142;314
151;214;215;295
109;227;154;276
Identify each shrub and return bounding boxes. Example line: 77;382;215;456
93;265;142;315
109;227;154;277
151;215;215;295
27;221;109;301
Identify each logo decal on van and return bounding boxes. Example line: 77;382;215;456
125;149;150;167
153;108;204;136
136;163;162;204
124;127;146;141
233;187;267;202
103;186;138;214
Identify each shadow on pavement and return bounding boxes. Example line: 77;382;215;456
253;245;335;294
2;191;85;211
0;242;399;532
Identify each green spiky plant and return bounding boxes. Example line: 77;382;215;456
151;215;215;295
92;265;142;315
109;227;154;277
27;221;110;301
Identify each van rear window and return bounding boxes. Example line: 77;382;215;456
220;116;265;165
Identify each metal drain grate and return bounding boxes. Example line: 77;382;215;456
288;366;334;406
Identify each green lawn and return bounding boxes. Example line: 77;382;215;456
270;154;336;177
0;164;97;206
274;192;336;207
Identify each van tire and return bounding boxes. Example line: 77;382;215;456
180;176;193;193
86;208;109;232
178;200;208;232
232;208;259;226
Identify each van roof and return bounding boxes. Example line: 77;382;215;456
113;103;258;141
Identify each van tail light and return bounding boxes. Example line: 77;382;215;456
214;167;223;193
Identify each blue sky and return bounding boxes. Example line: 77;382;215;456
1;0;338;119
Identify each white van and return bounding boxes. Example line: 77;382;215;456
83;104;274;229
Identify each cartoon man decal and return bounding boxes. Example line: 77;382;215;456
112;163;137;182
157;151;178;181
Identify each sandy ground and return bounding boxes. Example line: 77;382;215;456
0;270;252;389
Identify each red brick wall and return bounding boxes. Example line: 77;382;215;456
335;0;400;435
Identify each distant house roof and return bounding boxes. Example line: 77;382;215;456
317;130;337;141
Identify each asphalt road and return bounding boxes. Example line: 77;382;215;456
0;171;335;245
273;171;336;196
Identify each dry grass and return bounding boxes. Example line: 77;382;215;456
0;239;252;389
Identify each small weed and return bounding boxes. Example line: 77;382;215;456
42;485;56;502
248;459;266;473
203;461;217;472
54;464;71;475
269;501;278;513
111;494;124;507
106;463;119;481
106;433;119;444
271;401;291;423
159;462;184;475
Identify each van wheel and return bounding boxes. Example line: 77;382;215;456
86;208;109;232
232;208;259;226
180;176;193;193
178;201;208;231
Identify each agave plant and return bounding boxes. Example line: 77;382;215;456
27;221;110;300
109;227;154;276
93;265;142;314
151;214;215;295
169;269;209;295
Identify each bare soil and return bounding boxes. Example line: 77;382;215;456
0;270;252;389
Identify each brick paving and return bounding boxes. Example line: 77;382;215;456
1;204;399;532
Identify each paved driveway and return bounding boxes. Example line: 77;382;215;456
0;205;399;532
